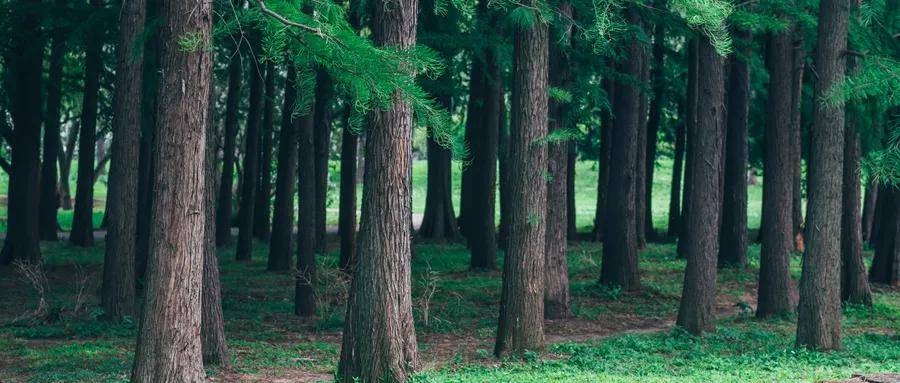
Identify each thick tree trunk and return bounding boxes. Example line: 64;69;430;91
202;80;228;366
544;2;572;319
757;29;797;317
0;0;43;265
676;39;699;258
235;45;265;262
840;117;872;304
338;107;358;271
130;0;212;378
39;6;67;241
791;35;806;242
314;69;334;252
268;66;300;271
599;8;641;290
644;18;665;242
675;36;725;335
296;76;318;316
667;102;685;237
254;62;276;240
494;8;548;356
101;0;145;320
718;29;751;268
418;97;459;241
869;185;898;285
216;50;243;246
796;0;848;350
70;0;105;247
337;0;420;377
593;77;614;241
861;178;878;243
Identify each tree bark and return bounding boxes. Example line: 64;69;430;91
791;35;806;242
39;2;67;241
254;62;276;240
796;0;848;350
840;116;872;305
101;0;145;320
667;102;685;237
494;6;548;356
861;178;878;243
314;69;334;252
268;66;300;271
134;4;160;278
869;186;899;285
418;98;459;241
676;39;699;258
675;35;725;335
0;0;43;265
296;72;318;316
338;105;358;271
644;16;665;242
70;0;105;247
130;0;212;378
216;48;243;246
757;29;797;317
497;94;511;249
718;29;750;268
235;42;265;262
337;0;420;377
634;45;649;249
593;77;614;241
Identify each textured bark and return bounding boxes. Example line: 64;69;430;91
791;35;806;239
130;0;212;378
235;45;265;262
497;96;511;249
202;80;228;366
296;77;318;316
313;69;334;252
869;186;899;285
676;39;699;258
337;0;420;378
593;77;614;241
667;103;685;237
675;36;725;335
216;49;243;246
544;2;572;320
418;97;459;241
494;10;548;356
635;42;650;249
599;8;641;290
70;0;105;247
840;117;873;305
39;4;67;241
254;62;276;240
268;66;300;271
861;178;878;243
757;29;797;317
718;30;750;268
0;0;43;265
796;0;848;350
135;4;160;278
644;17;665;241
101;0;145;320
338;105;358;271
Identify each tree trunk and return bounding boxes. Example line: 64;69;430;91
235;43;265;262
497;94;511;249
757;29;797;317
667;102;685;237
599;8;641;290
840;116;872;305
675;35;725;335
337;0;420;377
254;62;276;240
791;35;806;242
338;105;358;271
634;44;649;249
593;77;614;241
0;0;43;265
861;178;877;243
134;4;160;279
718;29;750;268
101;0;145;320
869;186;898;285
644;17;665;242
418;98;459;241
314;69;334;252
545;1;572;319
796;0;848;350
296;73;318;316
676;39;699;258
130;0;211;378
268;66;300;271
494;7;549;356
216;49;243;246
39;3;67;241
566;141;577;240
59;124;78;210
70;0;105;247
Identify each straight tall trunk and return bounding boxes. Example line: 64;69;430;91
235;47;265;262
39;5;67;241
337;0;420;377
216;50;243;245
101;0;145;320
757;29;797;317
202;79;228;366
419;97;459;241
314;69;334;251
718;29;750;268
667;102;685;237
593;77;614;241
296;77;317;316
135;4;160;278
791;35;806;241
861;178;878;243
254;62;276;240
869;186;899;285
494;7;548;356
676;39;699;258
268;66;300;271
796;0;848;350
338;104;358;271
840;116;872;305
634;45;649;249
566;141;577;239
644;17;665;241
497;95;511;249
70;0;105;247
59;124;78;210
130;0;212;378
676;35;725;335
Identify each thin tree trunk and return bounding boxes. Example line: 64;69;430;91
235;43;265;262
869;186;899;285
497;94;511;249
59;124;78;210
676;39;699;258
296;70;318;316
268;66;300;271
718;29;750;268
70;0;105;247
861;178;878;243
796;0;848;350
254;62;276;240
338;104;358;271
676;35;725;335
101;0;145;320
39;3;67;241
337;0;420;377
667;101;685;237
216;49;243;246
314;69;334;252
791;35;806;242
644;15;665;241
634;44;649;249
495;6;549;356
566;141;577;240
840;116;872;305
130;0;212;378
593;77;614;241
135;2;160;279
418;98;459;241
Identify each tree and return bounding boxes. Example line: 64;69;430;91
717;29;750;268
545;1;573;319
337;0;420;378
643;13;666;242
314;69;335;251
216;45;243;246
791;35;806;243
840;115;873;304
418;98;460;241
268;66;300;271
38;0;68;241
338;105;358;271
634;43;650;249
235;40;266;262
254;62;277;240
676;35;725;335
0;0;44;265
296;70;318;316
130;0;212;378
861;178;878;243
676;39;698;258
593;77;614;241
757;28;796;317
494;3;548;356
667;102;685;237
869;185;898;285
202;79;228;366
70;0;105;247
796;0;848;351
101;0;146;321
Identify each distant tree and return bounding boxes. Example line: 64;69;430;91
202;79;228;366
254;63;277;240
869;185;898;285
593;77;614;241
38;0;68;241
676;39;698;258
667;101;685;237
643;11;666;242
235;35;266;262
840;115;873;304
790;34;806;243
216;39;244;246
313;69;335;251
296;68;318;316
268;66;300;271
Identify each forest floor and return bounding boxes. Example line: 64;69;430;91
0;237;897;382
